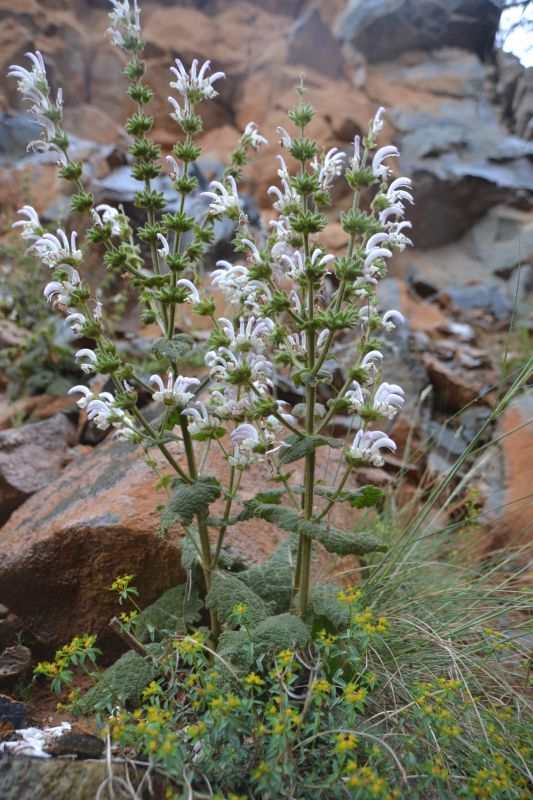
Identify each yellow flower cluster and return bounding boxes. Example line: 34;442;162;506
335;732;358;753
110;574;135;593
338;587;362;604
245;672;265;687
142;680;163;699
353;607;388;635
343;762;397;798
317;628;338;646
344;683;368;705
119;610;138;624
174;630;205;655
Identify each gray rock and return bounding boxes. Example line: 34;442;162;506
0;414;77;526
441;284;513;321
336;0;501;62
389;48;486;99
288;7;343;78
496;50;533;141
393;99;533;247
0;757;170;800
0;113;42;163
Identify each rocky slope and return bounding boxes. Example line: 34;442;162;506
0;0;531;657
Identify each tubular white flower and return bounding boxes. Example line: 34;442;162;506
202;176;240;217
363;247;392;271
107;0;141;47
240;238;262;265
68;385;94;409
275;400;297;427
349;429;396;467
345;381;366;413
33;229;82;268
170;58;225;102
167;95;191;126
65;312;86;336
44;267;82;307
94;204;122;236
176;279;200;304
243;121;267;149
157;233;171;259
365;232;390;253
229;423;260;468
276;126;292;149
8;51;61;142
149;373;200;405
218;316;274;351
372;145;399;179
386;177;414;207
373;382;405;418
350;135;361;170
181;404;211;435
211;261;251;302
75;348;98;374
12;205;43;241
372;106;386;134
281;248;333;280
382;309;405;332
361;350;383;374
312;147;346;190
267;179;301;214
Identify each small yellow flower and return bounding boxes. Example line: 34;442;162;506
245;672;265;687
338;587;362;604
277;649;294;666
252;761;270;780
335;732;358;752
142;680;162;699
232;602;248;616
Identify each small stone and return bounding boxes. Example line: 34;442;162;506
44;730;105;760
0;646;31;689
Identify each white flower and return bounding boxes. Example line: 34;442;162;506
361;350;383;374
94;204;122;236
75;348;98;374
181;404;211;435
170;58;225;102
270;216;295;261
349;429;396;467
281;248;333;280
33;229;82;268
107;0;141;47
218;316;274;351
373;382;405;419
363;247;392;278
276;400;297;427
229;423;260;468
43;266;82;307
86;394;137;439
345;381;366;413
349;135;361;170
68;385;114;409
372;145;399;179
386;177;414;207
206;348;273;391
12;206;43;241
243;121;267;149
64;312;86;336
382;309;405;332
176;279;200;304
311;147;346;190
239;238;262;265
157;233;171;259
167;95;190;125
211;261;250;302
276;126;292;149
202;176;240;217
149;373;200;405
387;220;413;251
372;106;386;134
267;179;301;214
365;233;390;253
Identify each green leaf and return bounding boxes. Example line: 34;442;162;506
278;433;344;466
309;528;387;556
152;333;194;363
313;485;384;509
206;573;271;627
160;476;221;534
252;613;310;653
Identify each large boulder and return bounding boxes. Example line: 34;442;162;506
0;439;186;655
335;0;502;62
0;413;77;526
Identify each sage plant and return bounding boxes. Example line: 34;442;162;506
9;0;412;635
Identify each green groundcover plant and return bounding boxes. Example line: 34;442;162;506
9;1;532;797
